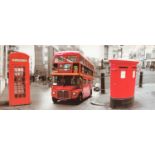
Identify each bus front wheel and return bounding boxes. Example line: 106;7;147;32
52;98;58;104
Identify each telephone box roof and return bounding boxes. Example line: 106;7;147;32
9;52;29;59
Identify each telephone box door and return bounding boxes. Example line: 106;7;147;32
9;52;30;106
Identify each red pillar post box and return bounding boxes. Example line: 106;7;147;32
9;52;30;106
109;59;139;108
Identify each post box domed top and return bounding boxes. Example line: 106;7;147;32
9;52;29;59
109;59;139;65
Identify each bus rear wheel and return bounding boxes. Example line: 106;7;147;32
77;94;83;104
52;98;58;104
90;89;92;97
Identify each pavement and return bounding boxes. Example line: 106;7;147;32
132;84;155;110
91;84;155;110
0;82;155;110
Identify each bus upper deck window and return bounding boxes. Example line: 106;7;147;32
55;56;65;62
53;64;58;70
67;56;77;62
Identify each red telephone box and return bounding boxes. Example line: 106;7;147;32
109;59;139;108
9;52;30;106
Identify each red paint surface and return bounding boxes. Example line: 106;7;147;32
9;52;30;106
52;51;94;101
110;59;139;99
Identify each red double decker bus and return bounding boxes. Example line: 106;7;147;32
51;51;94;104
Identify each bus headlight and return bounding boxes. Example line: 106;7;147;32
72;92;77;96
53;91;56;95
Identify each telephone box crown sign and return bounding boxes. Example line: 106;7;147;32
9;52;29;60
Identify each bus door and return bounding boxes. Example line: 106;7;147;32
83;79;90;98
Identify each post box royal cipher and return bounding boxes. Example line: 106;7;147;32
9;52;30;106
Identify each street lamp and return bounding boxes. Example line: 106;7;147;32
101;59;104;69
142;45;146;68
120;45;124;58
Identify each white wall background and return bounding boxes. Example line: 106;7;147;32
0;46;5;94
80;45;104;60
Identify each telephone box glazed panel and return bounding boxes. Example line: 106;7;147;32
109;59;139;107
9;52;30;106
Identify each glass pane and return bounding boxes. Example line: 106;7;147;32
14;67;26;98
